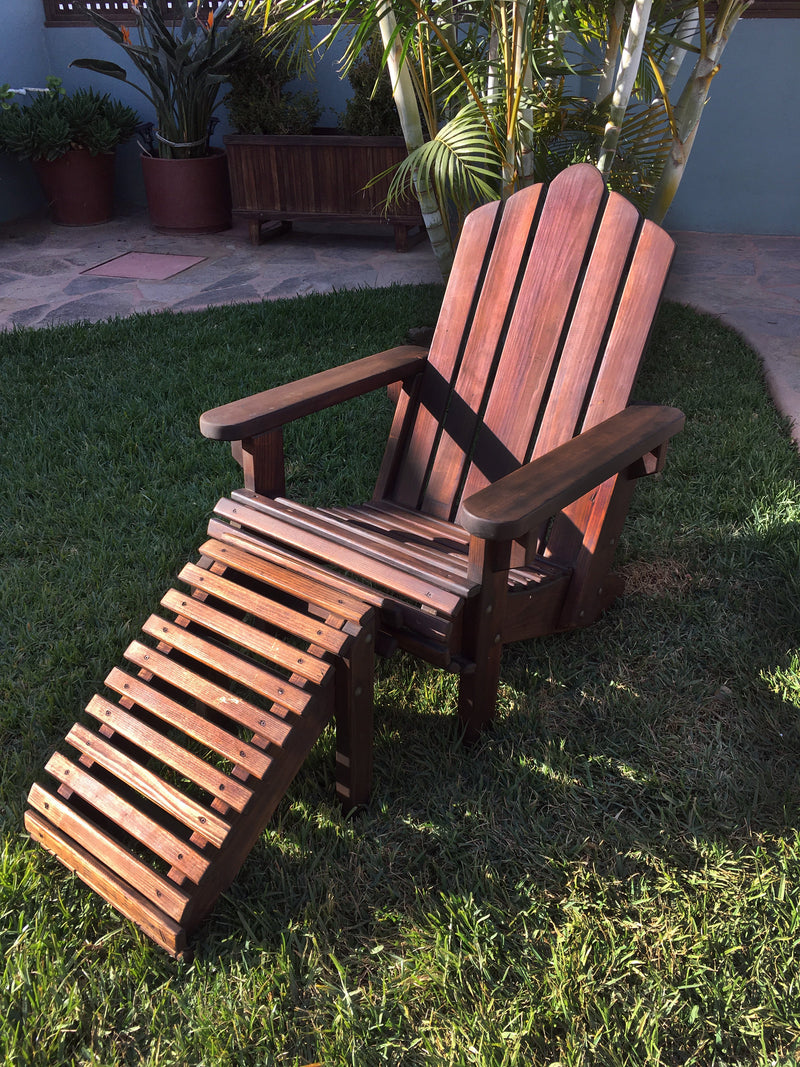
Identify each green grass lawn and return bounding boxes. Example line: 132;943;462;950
1;287;799;1066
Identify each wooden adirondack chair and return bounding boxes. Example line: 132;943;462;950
25;163;684;958
200;162;684;758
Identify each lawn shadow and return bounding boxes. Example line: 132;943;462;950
196;478;800;969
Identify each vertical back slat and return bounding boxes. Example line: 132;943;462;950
384;200;501;509
529;191;642;459
544;217;674;567
420;184;545;517
458;165;606;506
580;219;675;431
379;163;673;576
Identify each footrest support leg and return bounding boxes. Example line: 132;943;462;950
335;616;376;813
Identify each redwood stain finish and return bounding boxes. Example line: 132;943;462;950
26;528;375;958
26;165;684;956
198;163;683;743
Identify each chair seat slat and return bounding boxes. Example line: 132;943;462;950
227;493;464;615
206;519;454;646
275;498;475;594
359;501;472;546
324;506;472;574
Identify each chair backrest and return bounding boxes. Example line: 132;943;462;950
375;164;674;559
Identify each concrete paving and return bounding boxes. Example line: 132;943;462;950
1;208;798;447
665;231;800;449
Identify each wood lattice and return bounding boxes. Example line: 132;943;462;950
43;0;800;22
43;0;228;27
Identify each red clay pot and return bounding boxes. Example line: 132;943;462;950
141;149;232;234
33;148;116;226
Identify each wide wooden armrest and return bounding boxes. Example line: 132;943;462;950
460;405;685;541
200;345;428;441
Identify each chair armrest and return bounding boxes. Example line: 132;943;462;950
199;345;428;441
460;405;685;541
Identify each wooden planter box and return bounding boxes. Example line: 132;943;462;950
224;133;424;251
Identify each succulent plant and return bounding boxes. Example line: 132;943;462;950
0;77;139;162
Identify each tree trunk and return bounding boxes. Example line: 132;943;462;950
378;9;454;279
596;0;653;179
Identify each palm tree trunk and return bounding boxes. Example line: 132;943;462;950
647;0;751;224
659;7;700;97
596;0;653;179
595;0;625;106
378;8;454;279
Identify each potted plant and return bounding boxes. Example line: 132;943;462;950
71;0;242;234
223;28;423;249
0;77;138;225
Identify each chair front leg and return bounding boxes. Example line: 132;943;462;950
457;537;512;742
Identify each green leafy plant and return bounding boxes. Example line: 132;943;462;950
0;77;138;162
223;20;320;136
339;36;402;137
71;0;242;159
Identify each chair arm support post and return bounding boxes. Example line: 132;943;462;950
459;405;684;542
238;430;286;497
624;439;669;480
199;346;429;442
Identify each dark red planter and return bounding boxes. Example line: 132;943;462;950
141;149;232;234
33;148;115;226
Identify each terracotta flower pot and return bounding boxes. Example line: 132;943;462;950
141;149;232;234
33;148;116;226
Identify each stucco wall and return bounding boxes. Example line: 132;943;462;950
665;17;800;234
0;0;51;219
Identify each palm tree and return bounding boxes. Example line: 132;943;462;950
239;0;750;277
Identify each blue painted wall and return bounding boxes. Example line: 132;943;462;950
1;5;798;235
665;17;800;234
0;0;51;219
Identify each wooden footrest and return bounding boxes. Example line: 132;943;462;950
25;535;375;958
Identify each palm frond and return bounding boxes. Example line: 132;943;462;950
387;101;503;239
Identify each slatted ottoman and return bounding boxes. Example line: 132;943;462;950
25;522;375;959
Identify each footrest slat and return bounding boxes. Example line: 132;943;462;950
65;723;231;848
116;650;290;753
198;538;370;624
27;785;191;921
26;523;376;958
43;751;211;883
85;695;253;813
162;581;334;684
25;810;189;959
176;562;351;657
141;614;312;716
